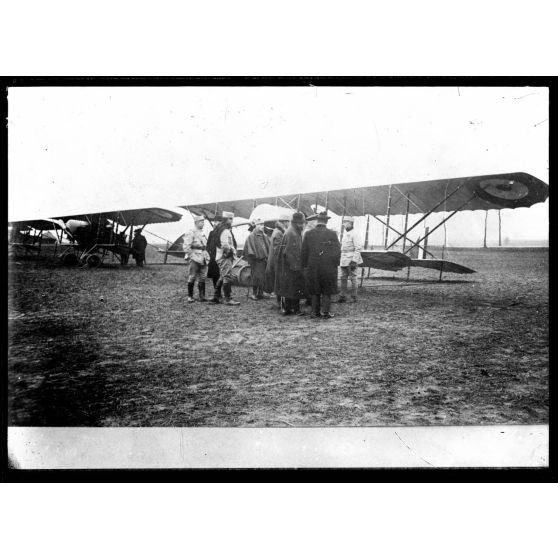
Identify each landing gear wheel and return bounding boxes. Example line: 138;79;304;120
86;254;102;268
61;252;79;266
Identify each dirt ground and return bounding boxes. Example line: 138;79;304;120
7;246;548;426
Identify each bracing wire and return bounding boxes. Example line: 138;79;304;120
440;181;449;277
442;181;449;260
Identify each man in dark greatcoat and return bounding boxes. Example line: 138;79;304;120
301;211;341;318
275;211;306;316
264;213;291;309
131;228;148;267
302;213;318;307
244;217;271;300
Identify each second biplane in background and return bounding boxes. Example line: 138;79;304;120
8;218;66;258
9;207;183;268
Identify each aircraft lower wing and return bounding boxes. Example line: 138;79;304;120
409;259;475;274
360;250;412;271
359;250;476;274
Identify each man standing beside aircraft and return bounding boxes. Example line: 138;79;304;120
131;228;147;267
184;215;210;303
206;217;224;302
301;211;341;318
265;213;291;309
302;213;318;307
244;217;271;301
214;211;240;306
275;211;306;316
338;216;363;303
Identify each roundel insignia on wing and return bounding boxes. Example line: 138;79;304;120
474;178;531;207
479;178;530;200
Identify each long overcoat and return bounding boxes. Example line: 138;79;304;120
244;228;270;288
132;234;147;262
275;225;306;299
301;225;341;295
264;224;285;293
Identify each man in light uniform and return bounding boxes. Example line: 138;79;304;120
215;211;240;306
338;215;363;303
184;214;210;303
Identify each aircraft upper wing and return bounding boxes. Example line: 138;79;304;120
182;172;548;218
54;207;183;227
8;218;67;231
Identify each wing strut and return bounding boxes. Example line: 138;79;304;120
402;195;411;252
386;180;470;250
277;197;297;211
326;192;348;216
372;214;437;260
402;193;478;255
359;214;371;288
339;195;347;239
200;209;214;228
384;185;393;249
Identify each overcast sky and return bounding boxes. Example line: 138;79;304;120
8;86;549;246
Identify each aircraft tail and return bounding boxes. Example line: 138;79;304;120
168;234;185;252
158;234;186;258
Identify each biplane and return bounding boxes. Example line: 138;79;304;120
8;218;67;258
9;207;183;267
181;171;549;280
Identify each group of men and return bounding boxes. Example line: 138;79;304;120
183;209;363;318
183;211;240;305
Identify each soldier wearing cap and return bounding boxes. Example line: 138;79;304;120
244;217;271;300
338;215;363;303
275;211;307;315
214;211;240;306
301;211;341;318
184;214;210;302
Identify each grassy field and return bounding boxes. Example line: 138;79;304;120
7;246;548;426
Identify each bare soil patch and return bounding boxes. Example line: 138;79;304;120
7;247;548;426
